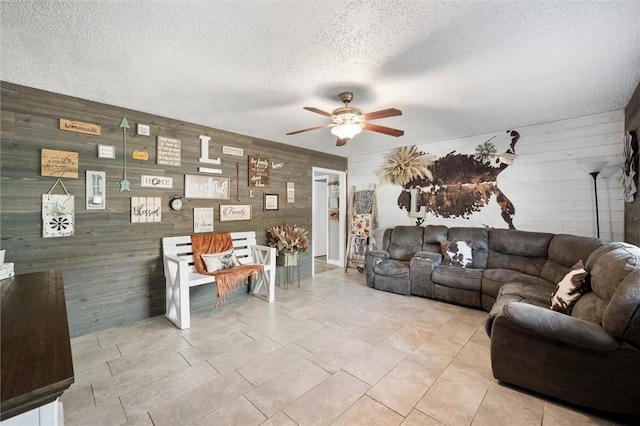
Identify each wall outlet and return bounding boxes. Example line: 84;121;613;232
137;123;150;136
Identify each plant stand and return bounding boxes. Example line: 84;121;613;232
277;253;300;289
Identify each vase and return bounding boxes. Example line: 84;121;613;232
277;253;298;266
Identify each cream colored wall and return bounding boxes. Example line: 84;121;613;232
349;110;625;241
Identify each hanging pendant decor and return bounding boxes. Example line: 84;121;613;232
42;179;74;238
119;116;131;192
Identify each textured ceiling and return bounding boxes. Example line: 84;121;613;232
1;1;639;158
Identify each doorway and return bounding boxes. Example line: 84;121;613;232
312;167;346;275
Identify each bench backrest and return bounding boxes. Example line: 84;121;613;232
162;231;259;275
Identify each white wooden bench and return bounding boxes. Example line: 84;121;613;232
162;231;276;329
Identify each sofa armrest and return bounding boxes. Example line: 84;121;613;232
500;302;619;351
367;249;390;260
365;250;390;288
409;252;442;298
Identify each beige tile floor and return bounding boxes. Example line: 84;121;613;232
62;267;631;426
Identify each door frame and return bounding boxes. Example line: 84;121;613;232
312;167;347;275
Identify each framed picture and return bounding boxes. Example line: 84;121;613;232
220;204;251;222
194;207;214;233
98;144;116;159
287;182;295;203
184;175;230;199
86;171;106;210
329;197;339;209
264;193;279;211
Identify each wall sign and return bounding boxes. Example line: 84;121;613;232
219;204;251;222
86;171;106;210
42;179;74;238
41;149;79;178
59;119;101;136
223;146;243;156
248;155;270;187
137;123;150;136
184;174;230;199
133;151;149;161
287;182;295;203
98;144;115;159
141;175;173;189
131;197;161;223
157;136;181;166
194;207;214;233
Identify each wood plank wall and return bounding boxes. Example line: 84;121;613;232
349;111;626;241
624;80;640;247
0;82;347;337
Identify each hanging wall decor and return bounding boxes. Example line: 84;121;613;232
119;117;131;192
131;197;161;223
287;182;295;203
157;136;182;167
42;179;74;238
59;118;101;136
194;207;214;233
85;171;106;210
41;149;79;178
397;130;520;229
98;144;116;159
378;145;432;186
184;175;230;199
248;155;270;187
622;131;638;202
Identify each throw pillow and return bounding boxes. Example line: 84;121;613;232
440;240;473;268
201;250;239;273
550;260;589;314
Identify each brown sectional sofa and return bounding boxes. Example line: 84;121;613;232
365;225;640;418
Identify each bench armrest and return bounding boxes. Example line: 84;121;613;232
249;244;276;267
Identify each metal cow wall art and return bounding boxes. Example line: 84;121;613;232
398;130;520;229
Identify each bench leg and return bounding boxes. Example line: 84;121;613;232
165;264;190;329
249;268;275;303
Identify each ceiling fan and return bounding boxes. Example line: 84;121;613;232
286;92;404;146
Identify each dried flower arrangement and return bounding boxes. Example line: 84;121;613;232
266;224;309;255
378;145;433;186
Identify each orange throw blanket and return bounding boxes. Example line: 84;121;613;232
191;232;264;307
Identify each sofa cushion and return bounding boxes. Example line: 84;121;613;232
422;225;448;253
539;234;604;285
573;243;640;331
387;226;424;261
485;282;554;335
440;240;473;267
487;229;553;276
432;265;483;291
448;227;489;269
483;269;554;294
549;260;589;315
373;259;410;278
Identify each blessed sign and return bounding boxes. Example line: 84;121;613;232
131;197;161;223
248;155;269;187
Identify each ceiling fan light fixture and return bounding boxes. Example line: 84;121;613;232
331;123;362;140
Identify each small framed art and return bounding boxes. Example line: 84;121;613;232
264;193;279;211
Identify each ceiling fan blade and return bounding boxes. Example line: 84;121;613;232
363;123;405;137
336;138;348;146
286;123;334;136
361;108;402;121
303;107;334;118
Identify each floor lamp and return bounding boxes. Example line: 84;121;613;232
582;161;608;238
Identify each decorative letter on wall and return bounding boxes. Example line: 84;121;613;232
199;135;221;165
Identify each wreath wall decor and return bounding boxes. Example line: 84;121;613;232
378;145;433;186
